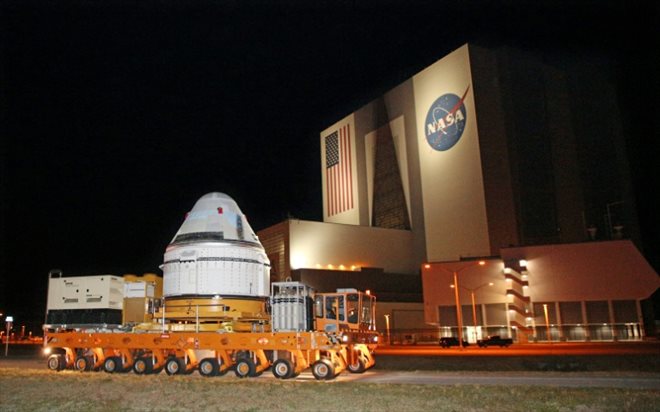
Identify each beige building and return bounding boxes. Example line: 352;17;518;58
423;241;659;342
258;43;658;342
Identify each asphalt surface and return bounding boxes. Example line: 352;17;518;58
376;342;660;356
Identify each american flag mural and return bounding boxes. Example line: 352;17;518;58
325;124;353;216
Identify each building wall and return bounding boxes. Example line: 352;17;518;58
367;118;411;230
382;81;428;261
355;80;429;267
320;115;360;225
497;47;562;245
412;44;491;262
376;301;425;333
469;45;520;251
258;219;420;277
568;59;640;245
500;240;659;302
258;220;290;282
293;268;421;302
422;258;507;325
422;241;659;341
287;219;417;274
543;64;586;244
321;44;493;263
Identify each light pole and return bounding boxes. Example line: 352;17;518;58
384;314;391;345
4;316;13;357
452;281;493;342
543;303;551;342
436;261;486;348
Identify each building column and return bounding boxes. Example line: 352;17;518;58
581;301;590;341
480;303;488;339
607;300;618;341
636;299;646;339
505;302;512;339
555;301;564;341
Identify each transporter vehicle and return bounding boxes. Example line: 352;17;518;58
476;335;513;348
42;193;378;380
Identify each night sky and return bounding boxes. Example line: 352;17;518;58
1;1;658;329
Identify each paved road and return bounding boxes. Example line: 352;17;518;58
2;356;658;389
376;341;660;356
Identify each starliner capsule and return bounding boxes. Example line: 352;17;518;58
160;192;271;331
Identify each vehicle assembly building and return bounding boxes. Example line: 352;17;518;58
258;43;659;342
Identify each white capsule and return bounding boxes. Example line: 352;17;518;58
161;193;270;298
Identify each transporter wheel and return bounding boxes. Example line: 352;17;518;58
198;358;219;377
133;357;154;375
347;357;366;374
272;359;294;379
74;355;93;372
47;354;65;371
103;356;123;373
311;359;335;380
165;357;186;376
234;358;256;378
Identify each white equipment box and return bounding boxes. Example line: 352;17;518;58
47;275;125;311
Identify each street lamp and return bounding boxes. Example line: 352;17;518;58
4;316;13;357
451;281;493;342
436;261;486;348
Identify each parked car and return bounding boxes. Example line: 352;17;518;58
476;335;513;347
439;337;469;348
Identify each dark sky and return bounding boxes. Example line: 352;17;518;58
1;1;658;327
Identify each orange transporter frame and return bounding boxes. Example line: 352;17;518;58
45;329;376;380
44;287;379;380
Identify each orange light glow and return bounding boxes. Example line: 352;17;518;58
424;264;431;269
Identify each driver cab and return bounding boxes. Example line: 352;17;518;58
313;289;376;334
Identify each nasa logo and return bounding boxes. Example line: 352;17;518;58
424;86;470;151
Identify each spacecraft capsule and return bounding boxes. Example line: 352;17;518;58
161;192;270;299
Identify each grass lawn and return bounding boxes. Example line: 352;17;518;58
1;368;658;412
